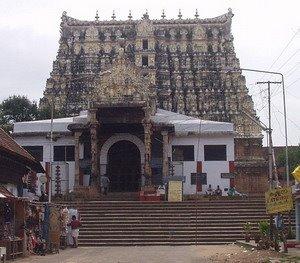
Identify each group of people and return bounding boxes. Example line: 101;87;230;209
206;185;223;196
205;185;247;197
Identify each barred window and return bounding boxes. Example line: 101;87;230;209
204;145;227;161
172;145;194;161
23;146;43;161
54;146;75;161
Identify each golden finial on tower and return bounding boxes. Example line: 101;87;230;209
128;10;132;20
178;9;182;19
195;9;199;19
95;10;99;21
111;10;116;20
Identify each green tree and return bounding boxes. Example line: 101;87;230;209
0;95;39;132
0;95;69;133
37;102;68;120
0;95;38;123
277;146;300;173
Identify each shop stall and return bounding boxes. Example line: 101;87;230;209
0;187;27;260
0;186;71;260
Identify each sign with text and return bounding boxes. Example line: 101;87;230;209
191;173;207;185
265;187;293;214
221;173;235;179
168;180;183;202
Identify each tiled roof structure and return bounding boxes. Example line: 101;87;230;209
0;128;44;172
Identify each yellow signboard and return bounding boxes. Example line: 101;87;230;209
292;165;300;182
265;187;293;214
168;181;183;202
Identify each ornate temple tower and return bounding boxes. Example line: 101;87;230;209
40;9;267;194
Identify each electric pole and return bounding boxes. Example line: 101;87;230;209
256;81;281;188
256;81;281;239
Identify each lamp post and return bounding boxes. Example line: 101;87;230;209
240;68;289;186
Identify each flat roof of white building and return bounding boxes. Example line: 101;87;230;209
13;109;234;136
152;109;234;135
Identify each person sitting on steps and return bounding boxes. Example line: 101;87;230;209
206;184;214;195
215;185;222;196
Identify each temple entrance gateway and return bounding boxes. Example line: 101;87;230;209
107;140;141;192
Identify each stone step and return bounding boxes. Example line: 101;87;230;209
80;215;268;221
80;219;268;224
79;229;249;234
80;212;267;216
74;201;265;207
81;224;258;231
78;236;239;242
79;207;266;214
70;201;266;206
77;241;228;246
71;198;295;247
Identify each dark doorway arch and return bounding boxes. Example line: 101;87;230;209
107;140;141;192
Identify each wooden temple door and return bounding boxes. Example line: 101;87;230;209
107;140;141;192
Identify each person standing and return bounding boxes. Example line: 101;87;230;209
100;174;110;195
68;215;82;248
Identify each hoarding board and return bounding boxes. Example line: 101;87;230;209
220;173;235;179
168;180;183;202
265;187;293;214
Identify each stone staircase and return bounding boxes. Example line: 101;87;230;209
73;198;295;246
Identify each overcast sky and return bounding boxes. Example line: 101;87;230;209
0;0;299;146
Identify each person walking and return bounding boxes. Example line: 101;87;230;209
100;174;110;195
68;215;82;248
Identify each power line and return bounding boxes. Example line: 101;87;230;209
285;62;300;76
277;49;300;71
286;89;300;100
272;103;300;131
272;107;293;145
268;30;299;71
286;77;300;89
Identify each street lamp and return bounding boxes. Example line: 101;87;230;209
240;68;290;186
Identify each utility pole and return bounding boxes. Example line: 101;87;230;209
48;98;54;203
256;81;281;239
241;68;289;186
256;81;281;188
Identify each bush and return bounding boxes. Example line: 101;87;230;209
258;220;270;236
243;222;252;232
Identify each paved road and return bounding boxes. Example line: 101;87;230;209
14;244;293;263
16;246;206;263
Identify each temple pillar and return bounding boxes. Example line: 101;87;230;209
74;131;82;187
143;121;152;184
90;109;99;186
161;131;169;179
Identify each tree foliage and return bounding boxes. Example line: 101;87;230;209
0;95;67;133
277;146;300;172
0;95;38;123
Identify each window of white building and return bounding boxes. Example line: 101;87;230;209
204;145;227;161
23;146;43;161
172;145;194;161
54;146;75;161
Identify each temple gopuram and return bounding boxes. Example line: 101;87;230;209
16;9;267;197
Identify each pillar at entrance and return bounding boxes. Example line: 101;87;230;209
74;131;82;188
161;131;169;179
143;121;152;184
90;109;100;186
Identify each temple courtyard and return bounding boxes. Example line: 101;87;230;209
15;244;300;263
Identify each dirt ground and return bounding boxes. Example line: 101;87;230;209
14;244;300;263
